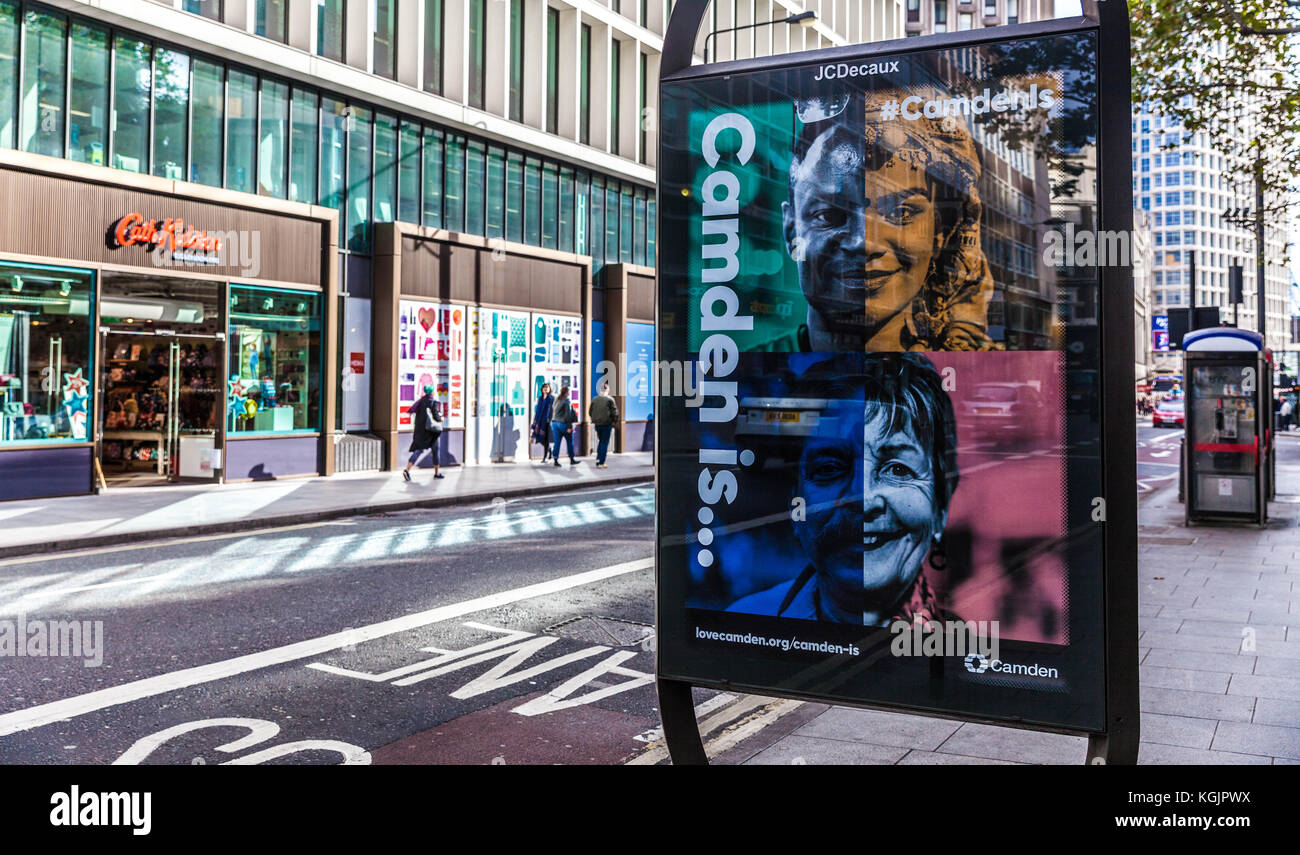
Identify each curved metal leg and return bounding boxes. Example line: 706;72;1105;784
657;678;707;765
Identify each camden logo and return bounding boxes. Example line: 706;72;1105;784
964;653;1060;680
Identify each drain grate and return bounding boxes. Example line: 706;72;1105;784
546;615;653;648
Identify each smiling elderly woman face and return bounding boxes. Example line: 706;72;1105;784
792;354;960;625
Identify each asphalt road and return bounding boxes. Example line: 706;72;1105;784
4;423;1294;765
0;483;670;765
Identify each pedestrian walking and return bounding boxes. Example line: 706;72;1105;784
1282;396;1293;432
402;384;444;481
550;386;579;466
588;381;620;468
532;383;555;462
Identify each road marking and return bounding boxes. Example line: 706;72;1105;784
0;556;653;738
626;694;804;765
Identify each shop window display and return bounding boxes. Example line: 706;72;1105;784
227;286;321;434
0;262;94;445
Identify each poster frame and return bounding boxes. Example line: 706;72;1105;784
653;0;1139;765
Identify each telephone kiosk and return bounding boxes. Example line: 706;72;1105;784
1183;328;1272;526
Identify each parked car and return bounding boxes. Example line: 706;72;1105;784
1152;397;1184;428
963;382;1052;446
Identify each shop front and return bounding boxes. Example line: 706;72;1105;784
373;223;591;469
0;153;337;500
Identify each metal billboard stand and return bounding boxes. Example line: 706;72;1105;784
655;0;1139;766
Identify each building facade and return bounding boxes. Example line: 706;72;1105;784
904;0;1054;35
1132;102;1291;353
0;0;901;500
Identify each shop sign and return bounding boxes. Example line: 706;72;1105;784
110;213;224;264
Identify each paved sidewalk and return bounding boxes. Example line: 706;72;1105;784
0;453;653;558
714;456;1300;766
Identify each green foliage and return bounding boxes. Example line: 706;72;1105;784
1130;0;1300;211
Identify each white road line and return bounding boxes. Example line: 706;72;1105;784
0;556;653;738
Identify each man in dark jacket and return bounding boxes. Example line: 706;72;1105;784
402;384;444;481
588;382;620;468
550;386;579;466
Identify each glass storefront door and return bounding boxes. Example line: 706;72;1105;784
98;275;223;484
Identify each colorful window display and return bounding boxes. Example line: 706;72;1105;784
227;286;321;433
0;262;95;445
471;307;531;462
530;312;582;404
397;300;466;429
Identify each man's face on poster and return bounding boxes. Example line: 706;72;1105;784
783;123;939;337
793;397;946;619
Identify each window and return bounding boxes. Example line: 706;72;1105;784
289;89;318;203
21;9;66;158
610;43;621;155
646;197;655;267
465;139;485;236
574;170;588;255
545;7;558;133
984;0;996;16
505;149;523;242
1007;0;1019;24
511;0;526;123
633;190;646;266
589;175;604;265
443;134;465;231
191;60;224;186
422;127;443;228
373;112;397;225
959;12;972;30
0;262;95;445
225;70;257;194
317;0;344;62
151;49;190;180
638;52;647;163
524;157;540;245
345;106;372;251
398;121;420;224
467;0;486;110
424;0;443;94
907;0;919;22
541;161;558;249
228;286;321;434
374;0;396;79
933;1;947;32
68;23;109;166
620;185;633;263
258;78;288;197
0;1;15;149
558;167;573;252
112;36;151;173
486;146;505;239
605;183;619;263
579;24;591;145
319;98;348;216
184;0;221;21
256;0;287;42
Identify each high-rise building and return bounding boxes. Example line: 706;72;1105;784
0;0;901;500
905;0;1054;35
1132;103;1290;350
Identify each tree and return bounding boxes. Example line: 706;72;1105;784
1129;0;1300;215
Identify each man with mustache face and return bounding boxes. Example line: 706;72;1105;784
728;354;960;624
782;93;993;353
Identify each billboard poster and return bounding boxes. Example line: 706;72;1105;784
470;307;531;462
657;30;1110;732
397;301;466;429
1152;314;1170;352
531;313;583;405
625;322;655;422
